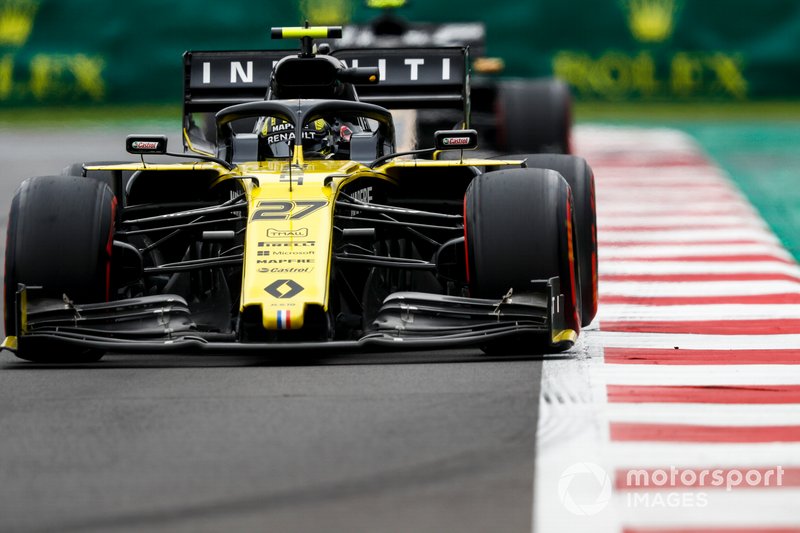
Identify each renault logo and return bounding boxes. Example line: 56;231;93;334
264;279;304;299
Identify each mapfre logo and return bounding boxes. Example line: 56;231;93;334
621;0;682;43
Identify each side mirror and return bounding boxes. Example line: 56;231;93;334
434;129;478;151
126;135;168;155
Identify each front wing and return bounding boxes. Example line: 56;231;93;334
2;279;576;356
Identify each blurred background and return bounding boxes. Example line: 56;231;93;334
2;0;800;108
2;0;800;254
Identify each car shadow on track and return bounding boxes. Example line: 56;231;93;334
0;349;577;369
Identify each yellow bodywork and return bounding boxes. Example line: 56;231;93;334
236;155;355;330
84;153;527;334
1;336;18;351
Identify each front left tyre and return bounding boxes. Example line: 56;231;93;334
464;168;581;352
4;175;115;362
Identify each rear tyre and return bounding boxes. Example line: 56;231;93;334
496;79;572;154
509;154;598;326
61;160;135;200
464;168;581;352
4;176;115;362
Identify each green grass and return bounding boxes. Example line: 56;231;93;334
0;104;182;128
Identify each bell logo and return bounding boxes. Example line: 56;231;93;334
622;0;681;43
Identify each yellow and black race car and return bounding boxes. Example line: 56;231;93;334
2;26;597;363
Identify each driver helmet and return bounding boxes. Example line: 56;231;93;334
257;117;334;159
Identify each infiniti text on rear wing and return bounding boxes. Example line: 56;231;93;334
183;47;469;114
332;48;469;112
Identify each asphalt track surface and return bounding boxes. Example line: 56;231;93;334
0;128;546;532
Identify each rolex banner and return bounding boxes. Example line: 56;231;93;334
1;0;799;106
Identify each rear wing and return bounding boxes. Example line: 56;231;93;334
183;47;469;116
182;47;469;152
183;50;292;113
331;47;469;112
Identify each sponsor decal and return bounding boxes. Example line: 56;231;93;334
622;0;682;43
0;1;107;104
346;186;373;216
131;141;160;150
258;267;313;273
265;130;318;145
256;258;315;264
258;241;316;247
271;250;314;256
264;279;305;299
553;0;746;99
300;0;353;25
267;228;309;238
191;51;463;89
442;136;470;146
348;186;373;204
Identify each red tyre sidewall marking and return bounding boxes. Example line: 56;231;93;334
105;195;117;302
565;193;580;331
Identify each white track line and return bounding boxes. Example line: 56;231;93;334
599;304;800;321
590;330;800;349
601;280;800;297
598;193;743;205
600;244;793;260
609;441;800;468
598;216;770;229
606;403;800;427
599;229;781;244
596;165;727;176
574;125;700;147
603;364;800;386
600;261;799;276
599;204;755;216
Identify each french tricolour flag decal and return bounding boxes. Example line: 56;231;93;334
277;310;291;330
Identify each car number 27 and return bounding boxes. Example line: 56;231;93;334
251;200;328;221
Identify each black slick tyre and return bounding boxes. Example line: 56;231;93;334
464;168;581;352
512;154;598;326
4;176;116;362
61;160;135;200
495;79;572;154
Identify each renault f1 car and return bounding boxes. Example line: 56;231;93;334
2;26;597;363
